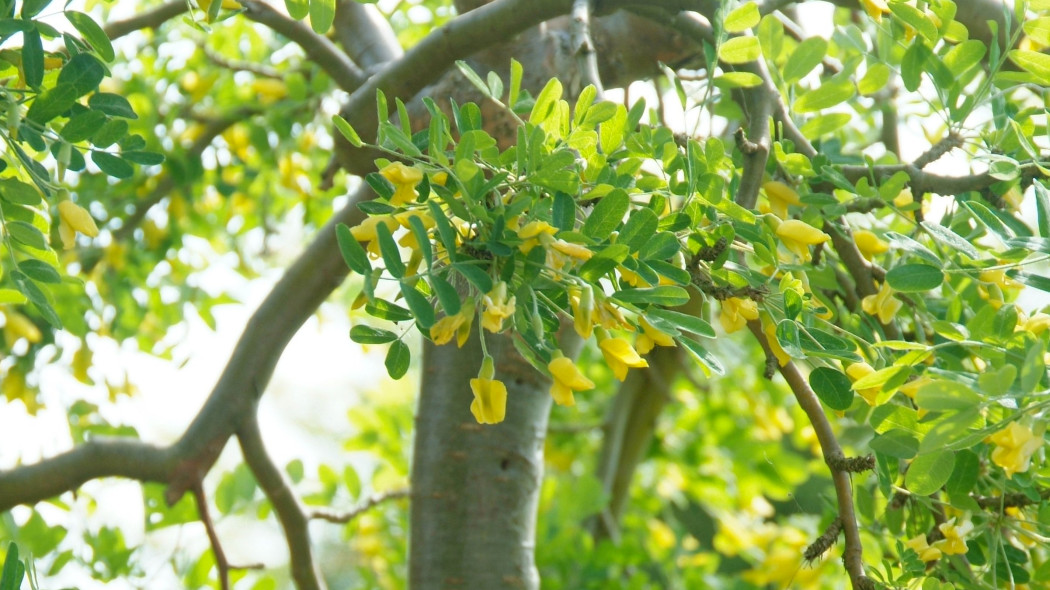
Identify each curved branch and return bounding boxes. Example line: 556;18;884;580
748;320;872;590
0;440;175;512
240;0;366;93
570;0;604;97
104;0;188;41
238;412;324;590
333;0;403;70
310;488;410;524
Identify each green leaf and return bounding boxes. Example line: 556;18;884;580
885;263;944;292
508;58;523;110
578;244;628;282
15;274;60;328
88;93;138;119
889;3;938;42
809;367;854;411
638;231;680;261
60;110;107;142
364;172;395;200
399;283;434;328
870;430;919;459
454;263;492;294
365;299;413;322
332;115;363;147
335;223;371;275
21;28;43;89
1034;182;1050;238
612;286;690;307
712;72;762;88
18;259;60;283
66;11;115;62
121;150;165;166
905;451;955;496
309;0;335;33
618;207;658;253
646;309;714;338
724;2;759;32
7;220;47;250
530;77;563;124
1008;49;1050;84
962;200;1012;239
944;450;979;496
429;274;460;316
921;221;979;259
349;325;398;344
92;118;130;148
782;37;827;84
678;337;725;376
599;103;627;153
384;340;410;379
455;60;492;98
793;79;855;113
285;0;309;19
375;221;404;278
858;63;891;95
915;380;981;411
2;542;24;590
58;53;105;97
21;0;49;18
799;113;850;139
406;214;434;270
91;151;135;179
0;289;28;304
582;189;628;239
0;178;41;206
717;36;761;64
26;83;77;124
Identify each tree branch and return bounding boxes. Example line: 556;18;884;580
238;412;325;590
570;0;604;97
310;488;410;524
333;0;403;70
104;0;188;41
748;320;873;590
240;0;366;93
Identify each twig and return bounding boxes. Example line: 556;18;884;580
570;0;604;97
238;412;325;590
913;132;964;169
748;320;873;590
311;488;411;524
192;482;265;590
203;47;281;78
974;488;1050;511
104;1;188;41
240;0;365;93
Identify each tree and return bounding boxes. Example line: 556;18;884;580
1;0;1049;588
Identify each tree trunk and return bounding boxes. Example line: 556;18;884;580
410;332;552;590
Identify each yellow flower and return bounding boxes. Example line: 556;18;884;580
58;200;99;249
979;268;1022;291
598;335;649;380
378;161;424;206
550;239;593;261
349;215;399;259
860;0;889;20
481;281;515;333
762;181;801;219
618;264;650;287
3;309;41;343
548;356;595;406
775;219;830;262
936;518;973;555
854;230;889;260
720;297;759;333
516;220;557;253
905;535;942;562
251;79;287;104
470;377;507;424
861;281;902;324
1021;312;1050;335
636;317;675;355
763;318;790;366
568;285;595;339
846;362;879;406
595;300;630;331
429;301;474;347
988;422;1043;478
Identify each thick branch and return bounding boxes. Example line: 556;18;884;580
570;0;604;97
748;321;871;590
104;0;188;40
333;0;403;70
240;0;366;93
0;440;175;512
238;412;324;590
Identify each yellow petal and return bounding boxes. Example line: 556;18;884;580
470;378;507;424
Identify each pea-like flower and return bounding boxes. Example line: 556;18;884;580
846;362;879;406
378;161;424;206
516;220;557;253
775;219;830;262
58;200;99;249
904;535;942;562
861;281;902;324
548;356;595;406
936;518;974;555
349;215;399;258
853;230;889;260
429;300;474;347
860;0;889;20
635;317;675;355
720;297;759;333
568;285;595;339
598;334;649;381
762;181;801;219
470;377;507;424
481;281;516;333
988;422;1043;478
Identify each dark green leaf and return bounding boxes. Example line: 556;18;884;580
335;223;371;275
429;274;460;316
905;451;955;496
582;189;629;239
454;263;492;294
638;231;680;261
21;28;43;89
88;93;137;119
870;430;919;459
1035;182;1050;238
944;450;979;496
551;191;576;231
65;10;114;61
20;0;49;18
646;309;715;338
1;542;24;590
15;274;60;328
91;118;130;148
57;53;104;98
612;285;690;307
399;283;434;328
91;151;134;178
921;221;979;259
618;207;658;253
678;336;725;375
384;340;410;379
364;172;395;201
578;244;628;282
365;299;413;322
25;83;77;124
18;259;60;283
60;110;106;142
120;150;165;165
6;220;46;249
0;178;40;206
809;367;854;411
350;325;398;344
375;220;404;278
886;263;944;292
